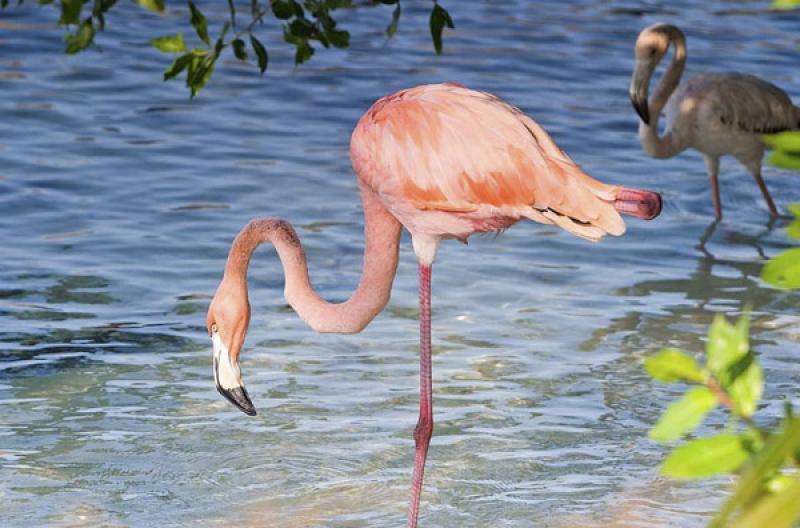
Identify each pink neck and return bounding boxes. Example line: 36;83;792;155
224;184;402;333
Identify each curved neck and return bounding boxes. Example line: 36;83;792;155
224;184;402;333
639;27;687;158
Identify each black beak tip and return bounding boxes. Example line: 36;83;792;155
631;97;651;125
217;385;258;416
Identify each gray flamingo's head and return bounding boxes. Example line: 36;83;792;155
629;23;681;125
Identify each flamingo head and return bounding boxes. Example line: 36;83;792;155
629;23;674;125
206;278;257;416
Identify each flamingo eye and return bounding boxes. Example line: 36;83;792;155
209;323;218;336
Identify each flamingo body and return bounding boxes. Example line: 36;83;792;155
206;83;662;528
351;83;631;256
663;73;797;160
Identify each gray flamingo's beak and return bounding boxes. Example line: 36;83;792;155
629;60;652;125
212;329;257;416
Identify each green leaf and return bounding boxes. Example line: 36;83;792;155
91;0;117;31
727;359;763;417
250;34;268;74
137;0;165;14
186;52;216;97
763;131;800;152
271;0;295;19
643;348;705;384
295;40;314;64
386;3;401;38
786;220;800;240
289;17;315;38
765;474;795;494
163;52;194;81
771;0;800;9
785;204;800;239
731;476;800;528
64;19;94;54
188;1;210;46
649;386;719;442
186;55;217;97
213;21;230;58
661;433;749;479
326;28;349;48
762;248;800;289
711;419;800;527
59;0;83;25
706;314;749;379
767;150;800;171
290;0;304;16
150;33;187;53
429;3;454;55
232;38;247;60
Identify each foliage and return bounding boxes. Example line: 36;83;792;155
764;132;800;171
771;0;800;10
761;205;800;289
646;204;800;527
1;0;455;97
645;315;763;477
646;314;800;527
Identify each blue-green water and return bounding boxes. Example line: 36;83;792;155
1;1;799;526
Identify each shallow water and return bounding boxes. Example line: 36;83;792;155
1;1;800;526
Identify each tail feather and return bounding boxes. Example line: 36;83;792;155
541;210;606;242
522;206;620;242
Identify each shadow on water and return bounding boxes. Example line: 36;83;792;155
0;272;199;376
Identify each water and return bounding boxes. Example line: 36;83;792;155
1;1;799;526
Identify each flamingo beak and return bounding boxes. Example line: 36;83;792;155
629;61;651;125
212;329;257;416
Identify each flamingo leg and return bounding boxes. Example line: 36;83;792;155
704;156;722;220
407;263;433;528
750;167;779;218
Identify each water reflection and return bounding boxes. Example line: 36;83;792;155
581;219;794;357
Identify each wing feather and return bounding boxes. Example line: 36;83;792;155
687;73;798;134
352;84;625;237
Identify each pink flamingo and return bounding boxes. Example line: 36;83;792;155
206;83;662;527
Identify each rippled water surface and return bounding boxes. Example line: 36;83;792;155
2;1;800;526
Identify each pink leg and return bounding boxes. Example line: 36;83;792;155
705;156;722;220
751;167;779;218
407;263;433;528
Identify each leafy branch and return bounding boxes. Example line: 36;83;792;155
644;204;800;527
644;314;764;476
1;0;456;97
646;314;800;527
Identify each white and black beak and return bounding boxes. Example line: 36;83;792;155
629;60;653;125
212;329;257;416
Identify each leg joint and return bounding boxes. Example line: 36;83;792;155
414;416;433;446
